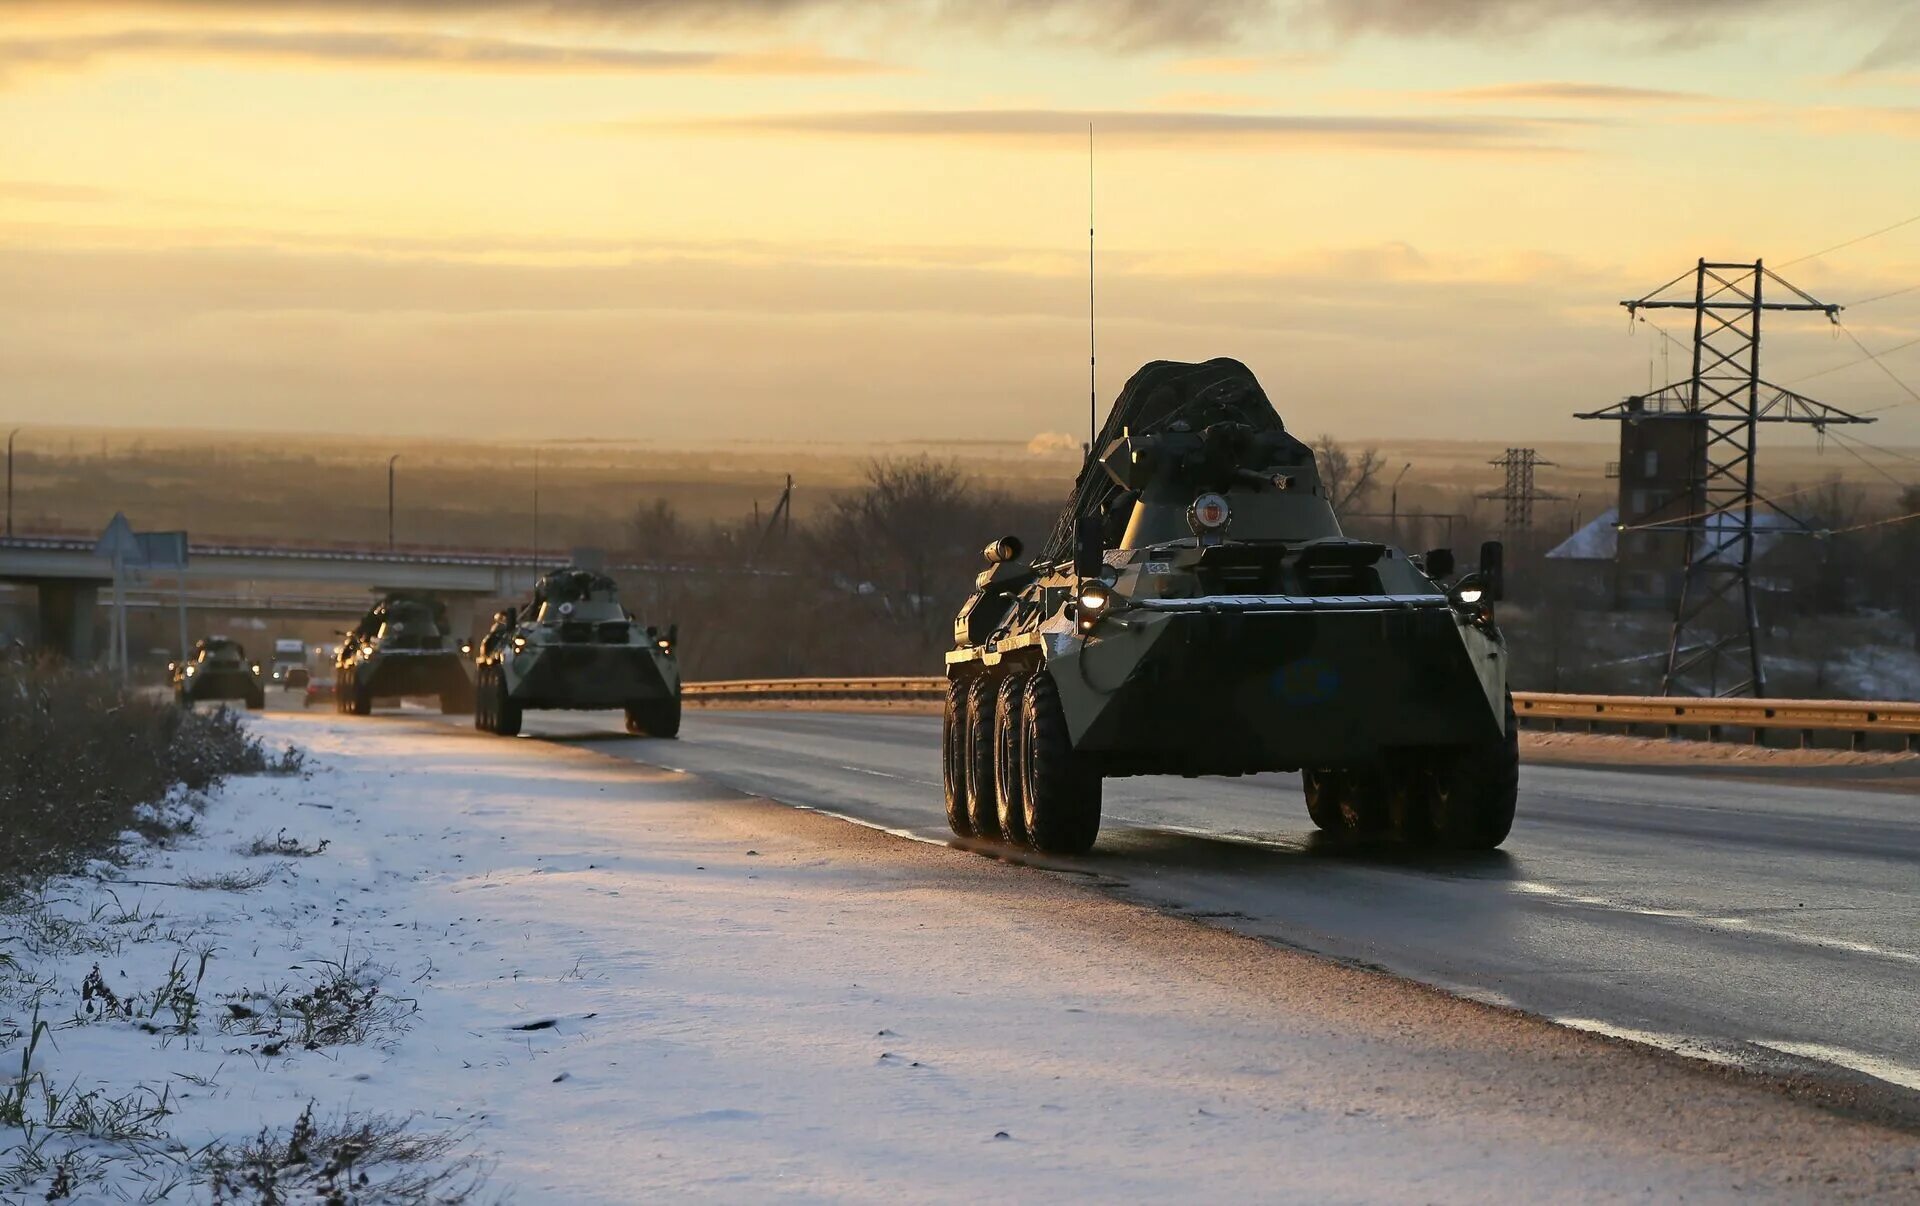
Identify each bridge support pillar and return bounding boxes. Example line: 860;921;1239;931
36;581;99;662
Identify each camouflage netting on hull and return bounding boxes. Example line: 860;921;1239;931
1038;357;1291;563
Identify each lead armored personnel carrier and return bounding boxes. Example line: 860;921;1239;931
473;567;681;738
944;358;1516;855
334;592;473;716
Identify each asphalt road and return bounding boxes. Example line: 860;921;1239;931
438;705;1920;1102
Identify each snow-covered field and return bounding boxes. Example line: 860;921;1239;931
4;713;1918;1202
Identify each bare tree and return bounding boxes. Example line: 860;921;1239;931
1312;434;1386;517
628;499;687;562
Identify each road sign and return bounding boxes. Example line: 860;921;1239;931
93;512;139;561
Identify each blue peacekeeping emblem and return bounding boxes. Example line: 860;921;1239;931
1272;657;1340;706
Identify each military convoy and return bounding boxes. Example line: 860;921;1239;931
333;592;474;716
942;359;1517;855
171;637;267;710
473;567;682;738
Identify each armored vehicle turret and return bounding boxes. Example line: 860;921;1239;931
172;636;266;710
334;592;474;716
944;358;1516;855
473;567;681;738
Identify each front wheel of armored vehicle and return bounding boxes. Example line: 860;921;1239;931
474;667;497;731
347;678;372;716
1020;671;1101;856
963;677;1001;839
624;697;682;739
491;672;522;737
1426;693;1519;850
245;686;266;710
993;672;1033;847
1301;768;1388;837
941;678;973;839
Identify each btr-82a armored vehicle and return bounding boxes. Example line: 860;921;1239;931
473;567;681;738
944;358;1516;856
172;637;266;710
334;592;473;716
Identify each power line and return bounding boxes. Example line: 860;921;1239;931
1788;332;1920;385
1850;282;1920;307
1836;318;1920;408
1825;428;1911;491
1780;209;1920;268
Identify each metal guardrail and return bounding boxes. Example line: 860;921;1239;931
684;677;945;702
684;678;1920;747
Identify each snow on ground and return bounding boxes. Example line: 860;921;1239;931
5;712;1919;1202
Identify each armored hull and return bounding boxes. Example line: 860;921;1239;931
474;567;682;738
1042;595;1503;775
942;358;1518;856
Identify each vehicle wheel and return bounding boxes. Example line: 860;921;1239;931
493;672;522;738
245;688;265;711
1021;670;1101;855
474;668;494;731
941;677;973;838
174;688;190;711
994;671;1033;847
1427;693;1519;850
964;676;1001;840
625;696;682;738
1302;767;1388;835
348;680;372;716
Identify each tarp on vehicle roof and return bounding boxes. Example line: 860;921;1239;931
1038;358;1296;562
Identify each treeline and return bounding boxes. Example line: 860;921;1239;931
612;457;1058;680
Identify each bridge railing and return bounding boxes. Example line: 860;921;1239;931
682;677;1920;749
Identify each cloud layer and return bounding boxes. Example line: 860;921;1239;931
641;107;1586;153
0;28;887;77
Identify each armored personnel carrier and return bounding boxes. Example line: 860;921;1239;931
333;593;473;716
944;358;1516;855
172;637;266;709
473;567;681;738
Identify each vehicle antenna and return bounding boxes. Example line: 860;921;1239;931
1087;122;1097;457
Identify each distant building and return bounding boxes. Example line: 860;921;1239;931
1547;398;1789;610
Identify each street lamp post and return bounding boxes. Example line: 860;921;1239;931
387;454;400;550
1389;462;1412;544
6;427;19;537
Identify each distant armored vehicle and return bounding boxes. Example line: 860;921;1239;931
474;567;681;738
943;358;1516;855
333;593;473;716
172;637;266;710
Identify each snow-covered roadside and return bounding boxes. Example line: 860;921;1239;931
6;713;1918;1202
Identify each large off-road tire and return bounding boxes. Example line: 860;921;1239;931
347;677;372;716
493;671;522;737
942;677;973;838
1020;671;1101;855
245;686;266;711
174;687;191;711
1427;693;1519;850
1302;766;1389;835
963;676;1001;840
474;668;494;731
993;671;1033;847
625;695;682;739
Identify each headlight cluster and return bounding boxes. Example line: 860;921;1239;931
1076;581;1114;633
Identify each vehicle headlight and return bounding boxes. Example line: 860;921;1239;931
184;666;197;677
511;635;527;651
250;663;262;675
655;638;673;653
1077;583;1112;613
458;641;473;655
360;643;375;657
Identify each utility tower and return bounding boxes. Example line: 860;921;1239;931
1483;448;1559;536
1576;259;1873;698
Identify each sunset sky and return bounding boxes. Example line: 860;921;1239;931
4;0;1920;449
